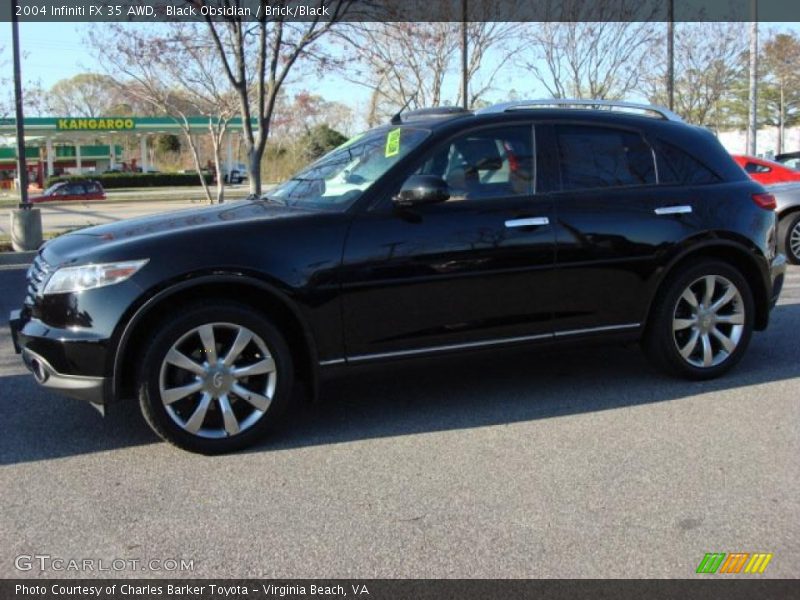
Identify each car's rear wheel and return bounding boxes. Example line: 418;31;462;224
138;302;293;454
644;260;754;380
779;212;800;265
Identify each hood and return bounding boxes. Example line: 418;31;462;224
41;199;304;264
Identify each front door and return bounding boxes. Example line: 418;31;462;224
340;123;557;360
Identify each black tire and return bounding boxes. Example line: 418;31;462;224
643;259;755;380
779;212;800;265
138;302;293;454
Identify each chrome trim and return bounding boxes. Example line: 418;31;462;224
554;323;641;338
344;323;641;364
319;358;346;367
476;99;683;122
505;217;549;228
655;205;692;215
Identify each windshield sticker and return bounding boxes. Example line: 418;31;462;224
385;128;401;157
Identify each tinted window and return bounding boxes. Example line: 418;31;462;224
555;125;656;191
655;141;720;185
85;182;102;193
416;126;533;200
744;162;770;174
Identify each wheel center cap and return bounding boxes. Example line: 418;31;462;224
204;366;233;396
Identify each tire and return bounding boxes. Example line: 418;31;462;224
643;260;754;380
138;302;293;454
779;212;800;265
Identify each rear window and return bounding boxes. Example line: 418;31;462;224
555;125;656;191
655;141;720;185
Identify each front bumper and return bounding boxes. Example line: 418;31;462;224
9;310;107;411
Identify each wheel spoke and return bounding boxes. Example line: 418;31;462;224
711;327;736;354
184;392;212;433
716;313;744;325
165;348;206;376
222;327;253;367
681;288;699;309
233;357;275;378
679;329;700;360
198;324;217;363
673;318;695;331
161;380;203;405
703;276;716;307
218;394;240;436
701;333;713;367
232;383;271;412
710;284;736;312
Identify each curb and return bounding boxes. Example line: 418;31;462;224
0;251;35;267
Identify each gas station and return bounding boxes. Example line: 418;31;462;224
0;116;251;189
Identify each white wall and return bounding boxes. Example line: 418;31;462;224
717;127;800;158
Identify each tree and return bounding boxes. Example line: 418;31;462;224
46;74;119;117
761;32;800;153
520;14;660;100
300;124;347;160
643;23;746;128
337;18;523;119
90;23;240;203
155;134;181;155
194;0;352;195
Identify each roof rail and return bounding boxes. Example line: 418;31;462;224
391;106;472;124
476;99;683;122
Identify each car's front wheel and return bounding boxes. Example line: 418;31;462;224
644;260;754;380
138;302;293;454
779;212;800;265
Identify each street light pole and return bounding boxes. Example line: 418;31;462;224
461;0;468;110
667;0;674;111
11;7;29;207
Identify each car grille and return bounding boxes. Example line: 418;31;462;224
24;254;52;307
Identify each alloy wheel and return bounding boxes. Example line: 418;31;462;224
790;220;800;262
158;322;277;438
672;275;745;369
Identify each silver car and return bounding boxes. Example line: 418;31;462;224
768;182;800;264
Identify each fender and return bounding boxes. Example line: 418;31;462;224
110;271;321;403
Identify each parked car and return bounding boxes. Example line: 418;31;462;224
732;154;800;185
10;99;786;454
775;151;800;171
223;162;249;185
766;181;800;264
29;180;106;203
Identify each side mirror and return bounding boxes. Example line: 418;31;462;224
393;174;450;207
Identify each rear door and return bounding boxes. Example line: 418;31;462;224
340;123;557;360
542;123;677;334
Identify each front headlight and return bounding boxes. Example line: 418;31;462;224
42;259;149;295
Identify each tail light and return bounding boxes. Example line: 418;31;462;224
752;192;777;210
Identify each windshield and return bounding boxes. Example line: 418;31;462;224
265;126;430;209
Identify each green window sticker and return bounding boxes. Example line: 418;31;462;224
385;128;401;157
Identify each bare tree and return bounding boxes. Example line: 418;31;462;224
46;74;120;117
520;14;660;100
761;32;800;153
643;23;746;127
90;23;239;203
192;0;352;195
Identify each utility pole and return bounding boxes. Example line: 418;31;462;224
461;0;468;110
9;8;43;251
747;1;758;155
667;0;674;110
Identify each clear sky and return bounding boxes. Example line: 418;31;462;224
6;21;800;117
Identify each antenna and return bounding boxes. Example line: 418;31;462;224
390;93;418;125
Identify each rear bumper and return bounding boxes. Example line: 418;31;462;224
769;253;787;308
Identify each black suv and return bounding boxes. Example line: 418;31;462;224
10;100;787;453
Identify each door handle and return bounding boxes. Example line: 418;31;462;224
655;205;692;215
505;217;549;228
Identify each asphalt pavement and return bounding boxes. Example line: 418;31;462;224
0;266;798;578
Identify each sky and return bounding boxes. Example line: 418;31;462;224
5;21;800;123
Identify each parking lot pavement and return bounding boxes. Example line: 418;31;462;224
0;267;798;579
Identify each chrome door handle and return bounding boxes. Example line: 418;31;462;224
505;217;549;228
655;205;692;215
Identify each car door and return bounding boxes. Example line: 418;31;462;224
339;123;557;360
541;123;677;334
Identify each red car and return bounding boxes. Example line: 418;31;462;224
732;154;800;185
30;180;106;203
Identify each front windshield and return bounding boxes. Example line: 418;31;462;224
266;126;430;209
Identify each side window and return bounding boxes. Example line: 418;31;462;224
416;126;533;200
654;141;720;185
554;125;656;191
65;184;86;195
85;182;102;193
744;162;770;174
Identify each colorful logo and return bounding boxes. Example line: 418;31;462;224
696;552;773;574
